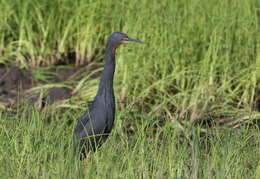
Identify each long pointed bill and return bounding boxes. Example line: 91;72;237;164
123;37;144;44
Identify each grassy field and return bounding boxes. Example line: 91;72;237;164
0;108;259;178
0;0;260;178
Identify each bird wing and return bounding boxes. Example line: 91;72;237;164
74;101;107;139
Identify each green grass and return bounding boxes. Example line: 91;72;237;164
1;0;259;123
0;107;259;178
0;0;260;178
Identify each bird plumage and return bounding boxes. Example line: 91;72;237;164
73;32;143;158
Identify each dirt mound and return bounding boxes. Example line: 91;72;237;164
0;67;32;90
51;67;79;81
47;87;72;104
0;64;101;108
0;67;32;104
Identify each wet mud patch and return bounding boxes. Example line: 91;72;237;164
0;67;32;90
0;63;102;109
0;67;33;104
47;87;73;104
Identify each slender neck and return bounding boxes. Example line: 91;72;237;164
97;43;116;96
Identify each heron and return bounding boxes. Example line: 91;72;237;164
73;32;143;158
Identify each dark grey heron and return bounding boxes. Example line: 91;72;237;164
73;32;143;159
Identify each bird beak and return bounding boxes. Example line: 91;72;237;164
122;37;144;44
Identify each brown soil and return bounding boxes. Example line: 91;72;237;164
0;67;33;104
0;67;32;90
47;87;72;104
0;64;102;109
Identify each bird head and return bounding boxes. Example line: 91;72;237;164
107;32;143;51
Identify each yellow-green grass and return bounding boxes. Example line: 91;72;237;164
0;107;259;178
0;0;259;123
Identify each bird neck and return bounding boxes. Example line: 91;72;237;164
97;44;116;96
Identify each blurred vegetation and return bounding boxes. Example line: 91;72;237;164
0;0;259;125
